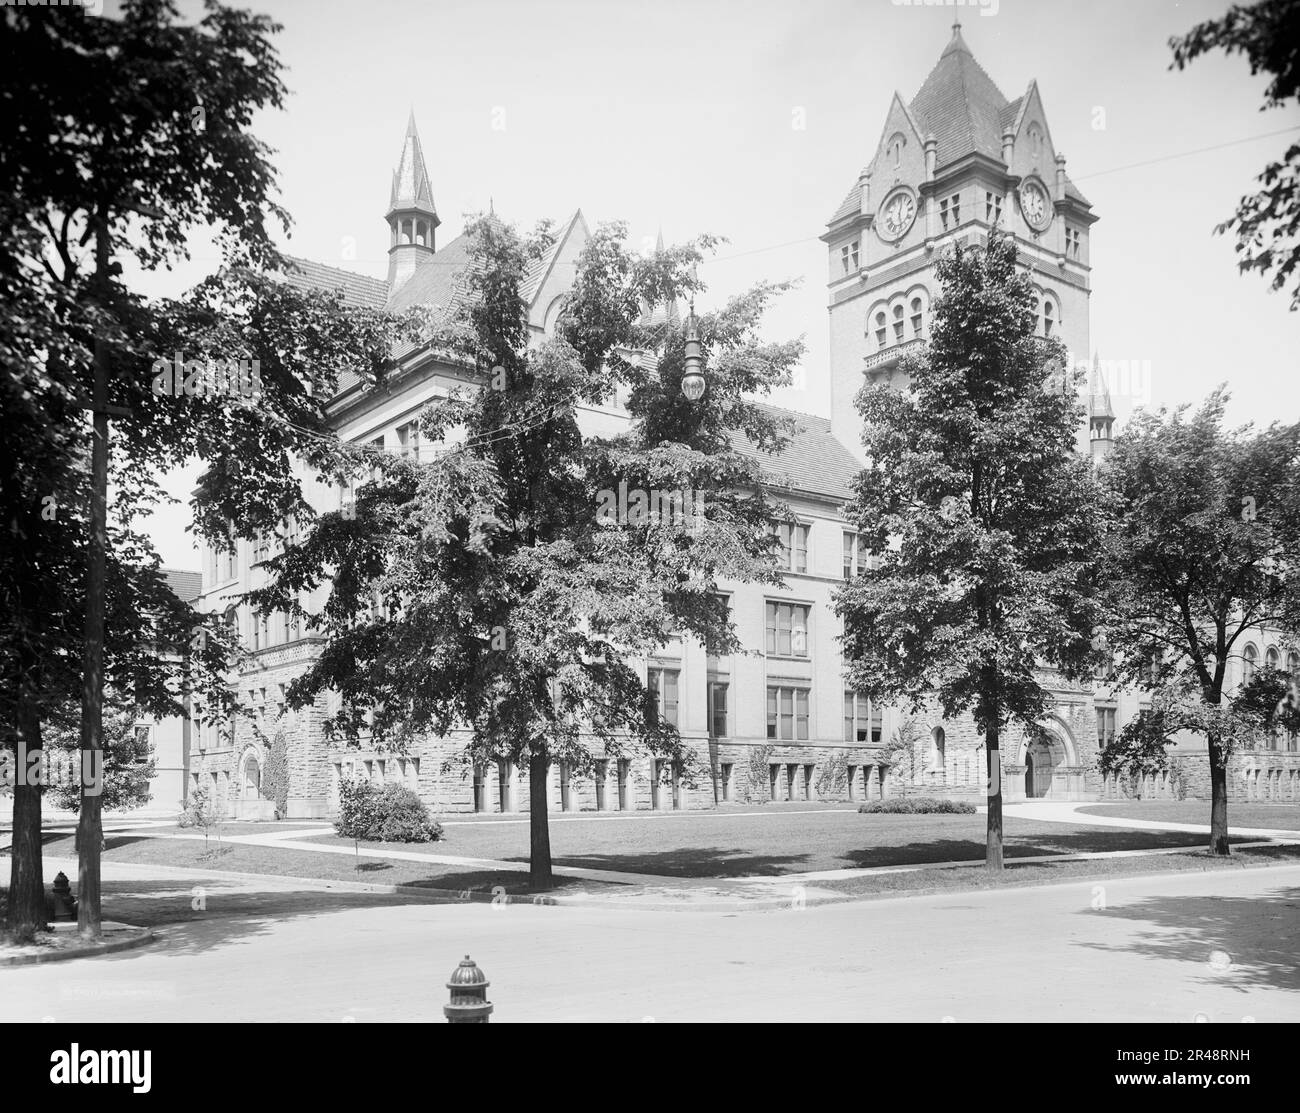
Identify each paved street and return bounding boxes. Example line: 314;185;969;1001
3;861;1296;1023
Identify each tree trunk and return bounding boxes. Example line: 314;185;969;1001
1207;730;1230;856
985;719;1004;872
7;701;47;942
528;750;553;889
76;217;111;940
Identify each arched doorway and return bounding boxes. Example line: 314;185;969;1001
242;752;261;799
1025;734;1056;798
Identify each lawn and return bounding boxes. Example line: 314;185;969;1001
1078;802;1300;830
301;805;1250;877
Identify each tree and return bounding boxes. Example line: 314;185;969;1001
42;697;156;814
836;234;1107;871
0;0;410;937
1098;390;1300;852
1171;0;1300;308
252;215;801;888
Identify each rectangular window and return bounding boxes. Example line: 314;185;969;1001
251;610;260;651
770;520;809;572
765;601;810;658
1066;228;1081;258
842;531;875;579
951;194;960;224
986;192;1002;224
708;681;729;739
397;420;422;461
1096;707;1117;748
648;667;680;728
767;684;811;741
939;197;949;231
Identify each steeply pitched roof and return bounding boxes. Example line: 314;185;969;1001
1089;356;1115;422
828;27;1092;223
161;568;202;604
389;111;437;217
910;25;1010;169
280;257;388;310
729;404;860;503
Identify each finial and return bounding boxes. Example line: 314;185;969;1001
489;195;495;215
953;18;961;35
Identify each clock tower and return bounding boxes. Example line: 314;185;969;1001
822;22;1099;457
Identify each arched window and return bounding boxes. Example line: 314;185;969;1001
874;311;888;350
910;297;924;339
416;221;427;247
1028;124;1042;160
887;133;905;168
931;726;946;769
892;304;905;343
1289;651;1299;676
1266;646;1280;672
1042;300;1055;337
1243;643;1259;686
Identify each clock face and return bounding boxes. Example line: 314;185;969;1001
1019;180;1052;231
878;189;917;242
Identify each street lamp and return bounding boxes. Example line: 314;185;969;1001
680;300;705;401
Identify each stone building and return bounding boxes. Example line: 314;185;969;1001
186;25;1298;818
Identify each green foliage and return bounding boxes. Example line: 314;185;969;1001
263;731;290;820
815;751;848;797
747;744;775;797
837;233;1107;740
333;778;443;843
252;214;802;883
858;797;976;815
1171;0;1300;308
43;699;155;814
177;784;223;848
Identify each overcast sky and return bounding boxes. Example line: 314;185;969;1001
124;0;1300;568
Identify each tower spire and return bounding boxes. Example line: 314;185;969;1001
385;112;439;292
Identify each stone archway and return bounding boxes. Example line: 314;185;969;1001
1017;718;1079;800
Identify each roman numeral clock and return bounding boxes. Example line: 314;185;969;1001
1018;177;1053;233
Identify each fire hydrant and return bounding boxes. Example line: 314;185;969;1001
49;872;78;921
444;955;493;1023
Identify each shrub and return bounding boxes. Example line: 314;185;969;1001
858;796;975;815
263;731;290;819
177;785;224;847
335;777;443;843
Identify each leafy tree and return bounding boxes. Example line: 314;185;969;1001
1098;390;1300;852
1171;0;1300;308
252;215;801;887
0;0;410;937
836;234;1107;871
42;697;156;814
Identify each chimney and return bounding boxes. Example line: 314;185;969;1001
1055;153;1067;201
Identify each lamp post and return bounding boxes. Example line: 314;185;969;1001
680;300;705;402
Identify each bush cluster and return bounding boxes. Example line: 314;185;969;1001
858;796;976;815
334;778;444;842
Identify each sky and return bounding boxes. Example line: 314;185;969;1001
120;0;1300;568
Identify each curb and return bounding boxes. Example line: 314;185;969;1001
0;926;156;968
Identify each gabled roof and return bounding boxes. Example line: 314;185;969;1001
389;111;437;217
728;403;861;503
161;568;202;604
827;26;1094;224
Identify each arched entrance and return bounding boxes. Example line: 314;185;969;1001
240;751;261;799
1018;719;1079;800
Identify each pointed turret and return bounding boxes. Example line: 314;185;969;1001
1089;354;1116;460
386;112;440;292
